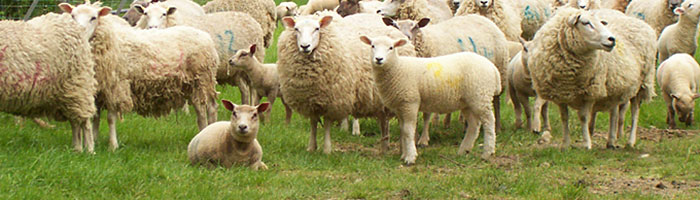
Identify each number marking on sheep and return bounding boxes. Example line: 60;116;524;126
524;5;540;21
461;37;494;59
216;30;236;53
1;60;54;91
633;12;646;20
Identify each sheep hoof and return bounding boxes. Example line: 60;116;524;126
625;143;636;149
480;153;492;160
606;143;620;149
322;148;332;155
417;140;429;147
537;131;552;144
306;146;317;152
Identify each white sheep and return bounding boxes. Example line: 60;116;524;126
378;0;453;24
300;0;341;15
360;36;501;163
203;0;277;48
657;53;700;128
448;0;462;14
565;0;601;10
277;14;416;155
122;0;204;26
135;2;265;106
0;12;97;153
600;0;631;12
229;44;293;124
455;0;523;41
528;8;656;149
626;0;684;36
60;2;219;150
188;100;270;170
510;0;554;40
506;49;550;131
276;2;298;20
382;15;508;144
336;0;383;17
657;0;700;62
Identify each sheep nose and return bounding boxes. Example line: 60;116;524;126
375;57;383;63
608;36;616;43
480;1;487;4
579;5;586;9
376;10;381;14
228;59;234;66
671;3;679;8
300;44;310;49
148;26;156;29
238;124;248;131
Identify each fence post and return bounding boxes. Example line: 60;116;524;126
116;0;128;16
23;0;40;21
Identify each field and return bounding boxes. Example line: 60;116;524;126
2;0;700;199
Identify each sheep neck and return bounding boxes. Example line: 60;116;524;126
677;14;700;40
228;128;255;151
242;58;266;87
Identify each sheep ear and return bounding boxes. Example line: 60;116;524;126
417;18;430;28
166;6;177;15
222;99;236;111
134;5;146;14
394;39;407;47
58;3;74;13
319;15;333;28
99;7;112;17
256;102;271;113
282;17;295;28
359;35;372;45
674;7;685;15
382;17;396;27
249;44;257;56
567;14;581;27
671;94;680;100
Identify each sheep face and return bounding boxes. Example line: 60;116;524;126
221;100;270;141
135;3;176;29
228;44;258;69
472;0;492;8
360;36;407;66
59;2;112;38
123;0;149;26
573;0;592;10
378;0;401;17
282;16;333;54
359;1;382;14
676;0;700;22
337;0;360;17
567;12;616;52
672;94;699;125
382;17;430;41
453;0;462;8
669;0;685;11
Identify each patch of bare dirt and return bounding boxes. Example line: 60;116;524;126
590;176;700;196
636;127;698;142
486;155;520;169
333;141;401;157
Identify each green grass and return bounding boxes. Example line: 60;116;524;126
2;0;700;199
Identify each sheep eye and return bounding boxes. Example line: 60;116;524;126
371;45;375;48
315;27;320;31
162;13;166;17
90;16;96;21
690;3;694;8
389;47;394;50
241;53;248;57
600;21;608;25
581;21;590;26
294;28;299;31
252;113;258;119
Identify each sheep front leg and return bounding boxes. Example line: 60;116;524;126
541;101;551;131
92;109;101;144
531;96;547;133
236;77;251;105
617;102;630;139
281;97;292;124
399;106;419;165
307;117;319;152
262;95;276;124
606;106;620;149
443;112;452;128
83;119;94;154
417;112;431;147
378;115;390;153
512;92;524;129
352;118;361;136
577;102;594;150
458;111;481;155
665;94;677;128
108;110;119;151
192;98;208;131
627;97;642;148
557;103;570;146
322;118;333;154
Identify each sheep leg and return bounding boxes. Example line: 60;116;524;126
458;111;481;155
417;112;431;147
236;77;251;105
352;118;361;136
92;109;101;144
510;87;524;129
108;110;119;151
340;117;349;131
443;112;452;128
307;117;319;152
666;95;677;129
627;97;641;148
207;94;218;125
281;97;292;125
606;106;620;149
557;103;571;147
589;112;597;135
83;119;95;154
322;118;333;154
481;108;496;158
71;120;83;152
192;98;208;131
32;118;54;128
531;96;547;133
263;95;275;124
577;102;594;150
520;93;532;130
399;107;419;165
617;102;630;139
378;115;390;153
431;113;440;125
542;101;551;131
398;118;405;159
493;95;502;132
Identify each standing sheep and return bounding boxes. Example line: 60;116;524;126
229;44;293;124
60;2;219;150
360;36;501;163
507;50;550;131
277;14;416;155
0;12;97;153
511;0;553;40
336;0;384;17
277;2;298;19
378;0;453;24
300;0;342;15
626;0;684;36
135;2;265;106
203;0;277;48
122;0;204;26
382;15;509;143
455;0;523;41
657;53;700;128
657;0;700;62
528;8;656;149
188;100;270;170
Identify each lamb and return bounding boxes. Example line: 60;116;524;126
378;0;453;24
527;8;656;149
203;0;277;48
455;0;523;41
0;12;97;153
276;1;298;19
300;0;341;15
277;14;416;155
336;0;384;17
507;49;550;131
122;0;204;26
382;16;508;143
657;0;700;62
135;2;265;105
229;44;293;124
657;53;700;128
188;100;270;170
600;0;631;12
360;36;501;163
60;2;219;150
626;0;684;36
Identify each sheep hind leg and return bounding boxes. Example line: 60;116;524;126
92;108;101;144
577;102;595;150
556;103;571;147
443;112;452;128
531;96;547;133
458;110;481;155
627;97;642;148
191;98;208;131
378;115;390;153
512;93;524;129
519;93;531;130
32;118;54;128
417;112;431;147
307;117;319;152
617;102;630;141
606;106;620;149
71;120;83;152
108;110;119;151
493;95;502;132
352;118;361;136
322;118;333;154
281;97;292;125
207;94;218;125
480;108;496;159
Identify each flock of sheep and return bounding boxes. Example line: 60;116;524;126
1;0;699;169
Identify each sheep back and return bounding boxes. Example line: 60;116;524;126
456;0;523;41
397;0;452;24
626;0;679;36
203;0;277;48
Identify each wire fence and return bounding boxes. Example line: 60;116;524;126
0;0;132;21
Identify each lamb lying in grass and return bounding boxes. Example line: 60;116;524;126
657;53;700;128
188;100;270;170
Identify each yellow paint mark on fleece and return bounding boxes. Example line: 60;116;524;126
426;62;443;77
426;62;463;89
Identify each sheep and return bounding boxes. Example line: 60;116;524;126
527;8;656;149
511;0;554;40
300;0;341;15
600;0;631;12
383;16;509;136
135;2;265;106
456;0;523;42
378;0;453;24
448;0;462;14
507;49;550;131
626;0;684;36
566;0;601;10
277;14;416;155
657;0;700;62
360;36;501;163
657;53;700;128
336;0;383;17
228;44;293;124
203;0;277;48
60;2;219;150
188;100;270;170
277;2;298;19
0;12;97;153
122;0;204;26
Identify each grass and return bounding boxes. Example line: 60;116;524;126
2;0;700;199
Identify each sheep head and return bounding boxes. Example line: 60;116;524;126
382;17;429;41
360;35;407;66
221;100;270;142
378;0;403;17
134;2;175;29
565;9;616;52
228;44;259;69
282;15;333;55
59;2;111;38
672;93;700;125
675;0;700;23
